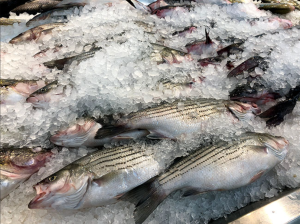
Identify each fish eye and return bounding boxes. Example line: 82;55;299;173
48;176;57;182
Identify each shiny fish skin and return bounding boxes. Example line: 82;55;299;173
28;144;160;209
96;98;261;140
0;18;24;25
0;148;52;200
11;0;63;15
127;132;288;224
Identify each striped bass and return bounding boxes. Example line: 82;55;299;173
28;143;160;209
124;132;288;224
95;98;261;140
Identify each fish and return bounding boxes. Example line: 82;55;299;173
261;0;300;10
0;79;47;105
124;132;288;224
0;18;24;26
185;29;218;56
151;43;192;64
257;3;295;14
26;80;66;108
11;0;64;15
9;22;65;44
227;56;267;78
246;17;293;30
230;82;282;105
0;0;31;17
43;46;101;70
0;147;52;200
152;5;192;18
28;143;160;209
259;84;300;127
95;98;261;140
50;118;150;147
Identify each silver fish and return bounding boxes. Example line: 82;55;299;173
125;132;288;224
0;147;52;200
28;144;160;209
95;98;261;140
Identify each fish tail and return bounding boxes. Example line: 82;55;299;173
121;177;167;224
205;28;213;45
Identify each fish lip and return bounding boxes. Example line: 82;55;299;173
28;192;47;209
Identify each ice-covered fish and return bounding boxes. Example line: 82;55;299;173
0;18;24;26
9;22;65;44
230;82;282;105
95;98;261;140
0;147;52;200
262;0;300;10
28;143;160;209
151;43;192;64
152;5;192;18
0;79;47;105
43;46;101;70
125;132;288;224
50;118;150;147
185;29;218;56
26;80;66;108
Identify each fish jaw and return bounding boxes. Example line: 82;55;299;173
226;101;261;121
29;172;90;210
50;119;103;147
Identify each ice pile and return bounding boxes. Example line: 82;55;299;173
1;1;300;224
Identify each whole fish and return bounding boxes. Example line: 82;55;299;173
0;18;24;26
0;79;47;105
95;98;261;140
26;80;66;108
151;43;192;64
0;147;52;200
50;118;150;147
43;47;101;70
125;132;288;224
28;143;160;209
9;22;65;44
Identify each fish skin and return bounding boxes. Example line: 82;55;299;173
152;5;192;18
11;0;63;15
0;147;52;200
0;18;24;26
28;144;160;209
125;132;288;224
9;22;65;44
262;0;300;10
0;79;47;105
95;98;261;140
258;3;295;14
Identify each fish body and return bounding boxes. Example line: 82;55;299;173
11;0;63;15
0;147;52;200
152;5;192;18
50;118;149;147
151;43;192;64
127;132;288;224
95;98;261;140
28;144;160;209
0;18;24;25
258;3;295;14
9;23;65;44
26;80;66;108
262;0;300;10
0;79;47;105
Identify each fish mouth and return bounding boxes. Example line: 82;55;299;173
28;185;50;209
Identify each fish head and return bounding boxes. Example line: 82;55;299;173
50;119;101;147
256;133;289;160
226;101;261;121
28;165;90;210
0;148;53;180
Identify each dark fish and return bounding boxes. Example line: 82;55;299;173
259;84;300;127
230;82;282;105
227;56;267;78
258;3;295;14
43;47;101;70
11;0;63;15
0;0;31;17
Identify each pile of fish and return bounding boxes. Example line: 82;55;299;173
1;0;300;223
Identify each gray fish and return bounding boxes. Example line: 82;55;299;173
95;98;261;140
0;18;24;25
124;132;288;224
9;22;65;44
0;147;52;200
11;0;63;15
28;143;160;209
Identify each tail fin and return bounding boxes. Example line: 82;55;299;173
205;28;213;45
121;178;167;224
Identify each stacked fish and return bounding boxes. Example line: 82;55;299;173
1;0;300;223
